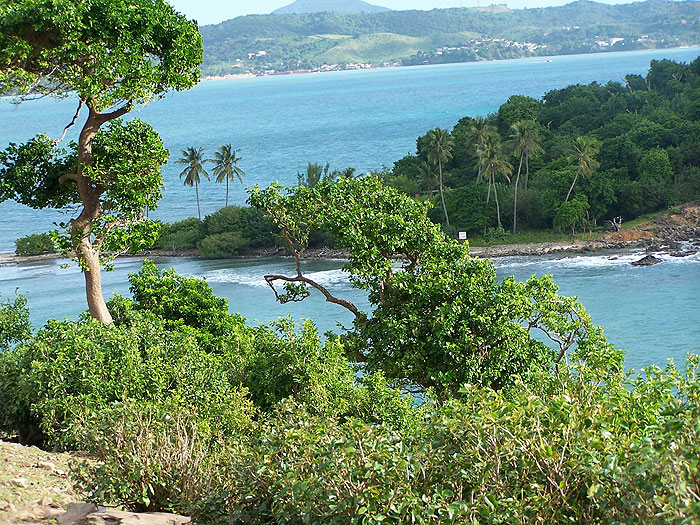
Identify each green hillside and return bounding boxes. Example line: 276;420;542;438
200;0;700;75
273;0;391;14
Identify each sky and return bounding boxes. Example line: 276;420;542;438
168;0;637;26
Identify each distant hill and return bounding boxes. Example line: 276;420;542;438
273;0;391;15
200;0;700;76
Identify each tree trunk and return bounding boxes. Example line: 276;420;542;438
513;153;523;234
71;106;114;324
524;154;530;190
438;158;450;227
493;178;502;229
565;170;579;202
225;178;229;208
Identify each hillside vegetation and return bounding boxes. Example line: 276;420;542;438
200;0;700;75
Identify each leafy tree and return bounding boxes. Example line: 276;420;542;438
211;145;246;207
509;120;543;233
478;134;513;229
497;95;540;132
177;147;210;220
250;177;612;396
424;127;454;226
0;0;202;323
554;195;590;235
565;136;600;202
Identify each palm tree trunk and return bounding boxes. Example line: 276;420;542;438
513;153;523;234
438;158;450;227
565;170;580;203
226;178;229;208
196;181;201;220
493;179;502;229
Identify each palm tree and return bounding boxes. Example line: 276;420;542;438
177;146;209;220
417;159;435;196
425;127;454;226
565;136;600;202
478;135;513;230
468;117;496;182
509;120;543;233
210;145;245;207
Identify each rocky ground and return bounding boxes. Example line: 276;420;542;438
0;440;77;524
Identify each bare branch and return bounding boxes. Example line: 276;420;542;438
54;100;83;144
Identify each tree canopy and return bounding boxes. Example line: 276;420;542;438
0;0;203;323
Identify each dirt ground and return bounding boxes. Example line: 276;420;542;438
0;440;78;524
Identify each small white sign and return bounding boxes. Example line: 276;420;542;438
458;231;467;240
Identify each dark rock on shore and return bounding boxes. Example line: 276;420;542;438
631;254;662;266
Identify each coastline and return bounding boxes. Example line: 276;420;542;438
2;202;698;266
198;45;700;83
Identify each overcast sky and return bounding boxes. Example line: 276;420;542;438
168;0;637;26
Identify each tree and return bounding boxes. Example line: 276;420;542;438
0;0;202;324
565;136;600;202
298;162;332;188
467;117;496;183
211;145;246;207
424;127;454;227
417;160;435;196
249;177;613;397
177;147;210;221
478;134;513;230
509;120;544;233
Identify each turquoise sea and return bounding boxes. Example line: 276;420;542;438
1;48;699;371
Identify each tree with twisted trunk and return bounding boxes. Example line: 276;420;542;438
0;0;202;323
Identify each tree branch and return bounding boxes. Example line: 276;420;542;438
264;273;363;320
58;173;79;184
54;100;83;144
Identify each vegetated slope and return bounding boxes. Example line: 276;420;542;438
200;0;700;75
273;0;391;14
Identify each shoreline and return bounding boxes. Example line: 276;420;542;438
2;202;698;266
198;45;700;83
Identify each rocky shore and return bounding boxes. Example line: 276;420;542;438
2;202;699;266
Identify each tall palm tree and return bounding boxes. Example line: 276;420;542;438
565;136;600;202
468;117;496;182
479;135;513;230
425;127;454;226
210;145;245;207
509;120;544;233
177;146;209;220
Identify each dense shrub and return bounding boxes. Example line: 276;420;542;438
0;294;31;350
197;231;250;258
153;217;204;251
202;205;277;249
14;232;56;256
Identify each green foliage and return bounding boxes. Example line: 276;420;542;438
202;205;277;248
250;177;615;397
197;231;250;258
0;294;31;351
0;0;201;106
154;217;205;251
198;1;700;75
14;232;56;256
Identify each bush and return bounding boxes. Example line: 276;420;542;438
197;231;250;258
154;217;204;251
14;232;56;256
202;206;277;248
0;294;31;350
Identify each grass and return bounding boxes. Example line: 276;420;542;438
620;209;666;230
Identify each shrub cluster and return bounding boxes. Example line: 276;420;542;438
1;262;698;522
14;232;56;256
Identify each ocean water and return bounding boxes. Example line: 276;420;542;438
1;47;700;250
1;249;698;372
1;48;699;371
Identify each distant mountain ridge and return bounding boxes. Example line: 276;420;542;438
273;0;391;15
200;0;700;76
